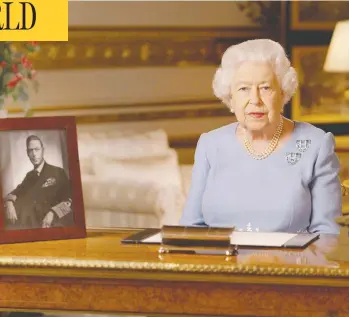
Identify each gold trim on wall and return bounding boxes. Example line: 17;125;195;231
21;28;273;70
7;99;231;123
75;106;231;124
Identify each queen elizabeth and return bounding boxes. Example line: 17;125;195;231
180;39;342;234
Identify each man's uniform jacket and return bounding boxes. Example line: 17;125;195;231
7;162;74;230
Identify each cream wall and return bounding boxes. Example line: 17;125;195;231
22;67;217;107
12;2;261;138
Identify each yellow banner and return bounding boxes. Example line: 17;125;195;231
0;0;68;41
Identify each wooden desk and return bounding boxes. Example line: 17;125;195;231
0;228;348;317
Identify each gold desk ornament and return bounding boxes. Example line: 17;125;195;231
159;225;238;256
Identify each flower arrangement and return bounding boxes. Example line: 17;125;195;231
0;41;40;116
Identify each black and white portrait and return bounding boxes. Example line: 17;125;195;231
0;129;75;231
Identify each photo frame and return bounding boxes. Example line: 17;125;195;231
0;116;86;244
290;1;349;30
291;46;349;124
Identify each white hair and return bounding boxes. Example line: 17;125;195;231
212;39;298;108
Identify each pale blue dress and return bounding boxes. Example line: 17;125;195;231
180;121;342;234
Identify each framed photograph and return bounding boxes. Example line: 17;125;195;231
291;46;349;124
0;116;86;244
291;1;349;30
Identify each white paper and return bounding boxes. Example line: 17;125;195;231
141;232;297;247
230;232;297;247
142;232;162;244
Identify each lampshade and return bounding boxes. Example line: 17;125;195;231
324;19;349;73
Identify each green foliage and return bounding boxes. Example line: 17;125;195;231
0;42;40;114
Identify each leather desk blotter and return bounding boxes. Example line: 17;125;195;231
121;226;320;249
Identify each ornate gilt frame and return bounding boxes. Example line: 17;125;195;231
291;46;349;124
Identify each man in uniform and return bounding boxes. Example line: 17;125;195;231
4;135;74;230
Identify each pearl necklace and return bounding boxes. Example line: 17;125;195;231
243;117;284;160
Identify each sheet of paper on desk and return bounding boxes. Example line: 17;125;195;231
142;232;297;247
230;232;297;247
143;233;163;243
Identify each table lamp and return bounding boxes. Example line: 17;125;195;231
324;19;349;104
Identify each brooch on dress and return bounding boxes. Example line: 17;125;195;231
296;139;311;153
286;152;302;165
285;139;311;165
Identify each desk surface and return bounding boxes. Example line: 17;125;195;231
0;227;347;285
1;228;349;317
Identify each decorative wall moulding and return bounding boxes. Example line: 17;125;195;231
17;28;274;70
7;99;231;123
